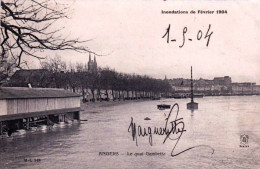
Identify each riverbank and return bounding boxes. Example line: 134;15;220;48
80;94;260;113
80;99;151;113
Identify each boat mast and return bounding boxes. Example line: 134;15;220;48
191;66;194;103
187;66;198;110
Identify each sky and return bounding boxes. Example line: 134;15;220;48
25;0;260;84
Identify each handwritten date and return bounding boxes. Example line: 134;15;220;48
162;24;213;48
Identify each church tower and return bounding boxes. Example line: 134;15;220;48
88;53;97;73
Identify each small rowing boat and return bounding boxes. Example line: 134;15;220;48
157;104;171;110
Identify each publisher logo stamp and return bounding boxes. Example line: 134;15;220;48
240;135;249;148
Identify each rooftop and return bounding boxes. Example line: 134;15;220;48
0;87;80;99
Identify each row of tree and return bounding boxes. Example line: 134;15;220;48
0;0;171;100
7;57;172;101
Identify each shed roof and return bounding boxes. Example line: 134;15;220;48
0;87;80;99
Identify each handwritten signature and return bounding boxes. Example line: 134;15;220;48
128;103;214;157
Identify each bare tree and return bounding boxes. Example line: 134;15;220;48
0;58;16;83
0;0;94;81
41;55;66;73
40;55;66;88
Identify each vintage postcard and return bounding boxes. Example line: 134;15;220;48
0;0;259;168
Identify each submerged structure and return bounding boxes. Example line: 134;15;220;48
0;87;81;136
187;66;198;110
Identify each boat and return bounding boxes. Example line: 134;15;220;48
193;94;204;98
151;96;161;100
157;104;171;110
173;94;187;99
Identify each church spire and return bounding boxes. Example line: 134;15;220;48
89;53;91;62
94;55;96;63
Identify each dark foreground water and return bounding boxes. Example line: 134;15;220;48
0;96;260;169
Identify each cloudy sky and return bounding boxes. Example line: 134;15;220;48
26;0;260;84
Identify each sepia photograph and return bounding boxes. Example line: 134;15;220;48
0;0;260;168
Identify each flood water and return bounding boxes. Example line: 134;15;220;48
0;96;260;169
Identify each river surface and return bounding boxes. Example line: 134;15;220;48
0;96;260;169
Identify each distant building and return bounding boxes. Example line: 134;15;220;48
231;82;256;87
231;82;259;95
213;76;232;86
5;69;52;88
166;76;260;95
194;78;214;87
88;54;97;73
168;78;190;87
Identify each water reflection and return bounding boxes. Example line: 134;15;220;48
0;96;260;169
190;109;195;117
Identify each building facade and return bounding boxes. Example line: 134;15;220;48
168;76;260;95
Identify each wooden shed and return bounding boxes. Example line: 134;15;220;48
0;87;81;135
